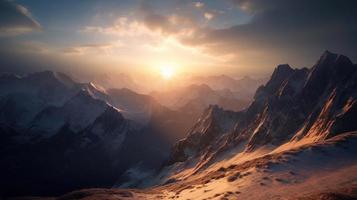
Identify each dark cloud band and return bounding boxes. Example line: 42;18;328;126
0;0;41;36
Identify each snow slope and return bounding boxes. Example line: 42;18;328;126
32;132;357;200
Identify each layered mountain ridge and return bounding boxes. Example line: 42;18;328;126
151;83;252;113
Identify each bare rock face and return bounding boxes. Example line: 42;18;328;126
167;51;357;167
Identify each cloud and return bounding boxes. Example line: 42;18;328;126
81;17;155;37
181;0;357;70
79;0;357;75
82;13;197;38
204;12;214;20
0;0;41;36
194;2;204;8
63;43;121;56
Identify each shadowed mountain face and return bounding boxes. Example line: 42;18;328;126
0;71;184;197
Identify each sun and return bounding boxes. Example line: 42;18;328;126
160;66;175;80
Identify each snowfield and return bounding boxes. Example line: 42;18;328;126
25;132;357;200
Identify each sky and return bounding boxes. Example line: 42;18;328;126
0;0;356;79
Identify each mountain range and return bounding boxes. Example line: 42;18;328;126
189;74;267;99
150;83;251;114
0;71;182;196
1;51;356;199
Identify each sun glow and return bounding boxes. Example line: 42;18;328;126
160;65;175;80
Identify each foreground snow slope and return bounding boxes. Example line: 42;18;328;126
159;132;357;200
26;131;357;200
